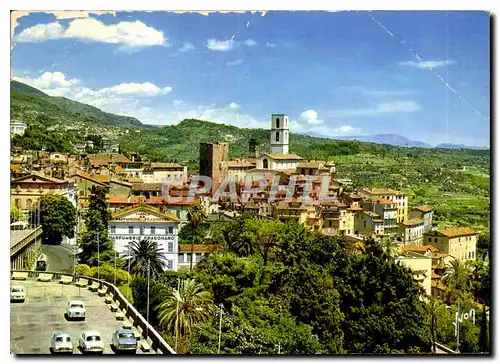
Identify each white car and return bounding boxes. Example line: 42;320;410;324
65;300;86;320
50;332;73;354
78;331;104;354
10;285;26;302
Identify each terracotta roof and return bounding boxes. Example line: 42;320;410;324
178;244;224;253
399;218;424;227
11;172;66;184
431;272;441;280
375;198;394;204
11;164;20;172
115;166;125;173
263;153;303;160
71;173;109;186
348;205;363;211
362;188;403;196
437;227;477;237
108;195;129;204
150;162;185;169
227;160;255;168
416;205;433;212
111;204;179;222
404;245;439;253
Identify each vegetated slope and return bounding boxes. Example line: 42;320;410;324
11;80;147;128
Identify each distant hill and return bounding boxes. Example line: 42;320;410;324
11;80;152;129
333;134;433;148
435;143;489;150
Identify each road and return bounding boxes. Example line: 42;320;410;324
11;279;156;355
42;244;76;272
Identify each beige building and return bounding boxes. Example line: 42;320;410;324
423;227;478;261
11;173;77;213
227;160;256;183
142;163;188;185
409;205;434;233
362;188;408;223
395;251;433;297
398;218;425;245
317;201;354;236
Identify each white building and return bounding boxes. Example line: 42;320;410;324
108;205;180;271
11;121;27;136
255;153;303;171
142;163;188;185
270;114;290;154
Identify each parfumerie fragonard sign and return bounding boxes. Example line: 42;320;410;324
111;235;176;241
113;211;174;222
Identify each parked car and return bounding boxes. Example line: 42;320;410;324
10;285;26;302
78;331;104;354
65;300;86;320
50;332;73;354
35;259;47;271
111;329;138;353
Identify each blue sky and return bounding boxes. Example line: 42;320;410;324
11;11;490;146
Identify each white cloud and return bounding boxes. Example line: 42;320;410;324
399;60;456;69
229;102;240;110
330;101;421;118
178;42;195;52
300;109;325;125
206;38;234;51
13;71;79;90
95;82;172;97
172;100;183;106
226;59;243;66
331;125;361;136
244;39;257;47
265;42;276;48
14;18;167;49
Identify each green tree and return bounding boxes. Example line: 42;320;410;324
478;306;489;353
442;258;469;302
425;297;443;353
39;194;76;245
78;185;113;266
187;202;208;271
10;206;25;223
129;238;167;279
156;279;213;340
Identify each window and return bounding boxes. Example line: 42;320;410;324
276;131;280;142
150;226;155;235
166;260;173;269
196;253;202;262
263;159;269;169
129;226;134;234
276;118;280;128
168;241;174;253
434;238;437;243
363;221;366;228
178;254;185;263
168;226;173;234
110;226;116;234
140;226;145;235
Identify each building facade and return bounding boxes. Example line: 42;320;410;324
108;205;180;271
398;218;425;245
362;188;408;223
11;121;27;136
423;227;477;261
395;251;433;297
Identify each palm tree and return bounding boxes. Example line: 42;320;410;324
425;297;442;353
379;237;401;258
441;258;468;302
187;202;208;271
129;238;167;279
156;279;214;339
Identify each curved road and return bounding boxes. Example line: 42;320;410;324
42;244;76;272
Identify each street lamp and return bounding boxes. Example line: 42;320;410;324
146;259;150;338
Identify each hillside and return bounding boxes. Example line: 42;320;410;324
11;80;148;128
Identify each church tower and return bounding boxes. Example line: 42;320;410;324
270;114;289;155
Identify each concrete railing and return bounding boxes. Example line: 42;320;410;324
10;227;42;256
435;342;457;354
10;269;176;355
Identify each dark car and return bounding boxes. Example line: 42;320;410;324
35;260;47;271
